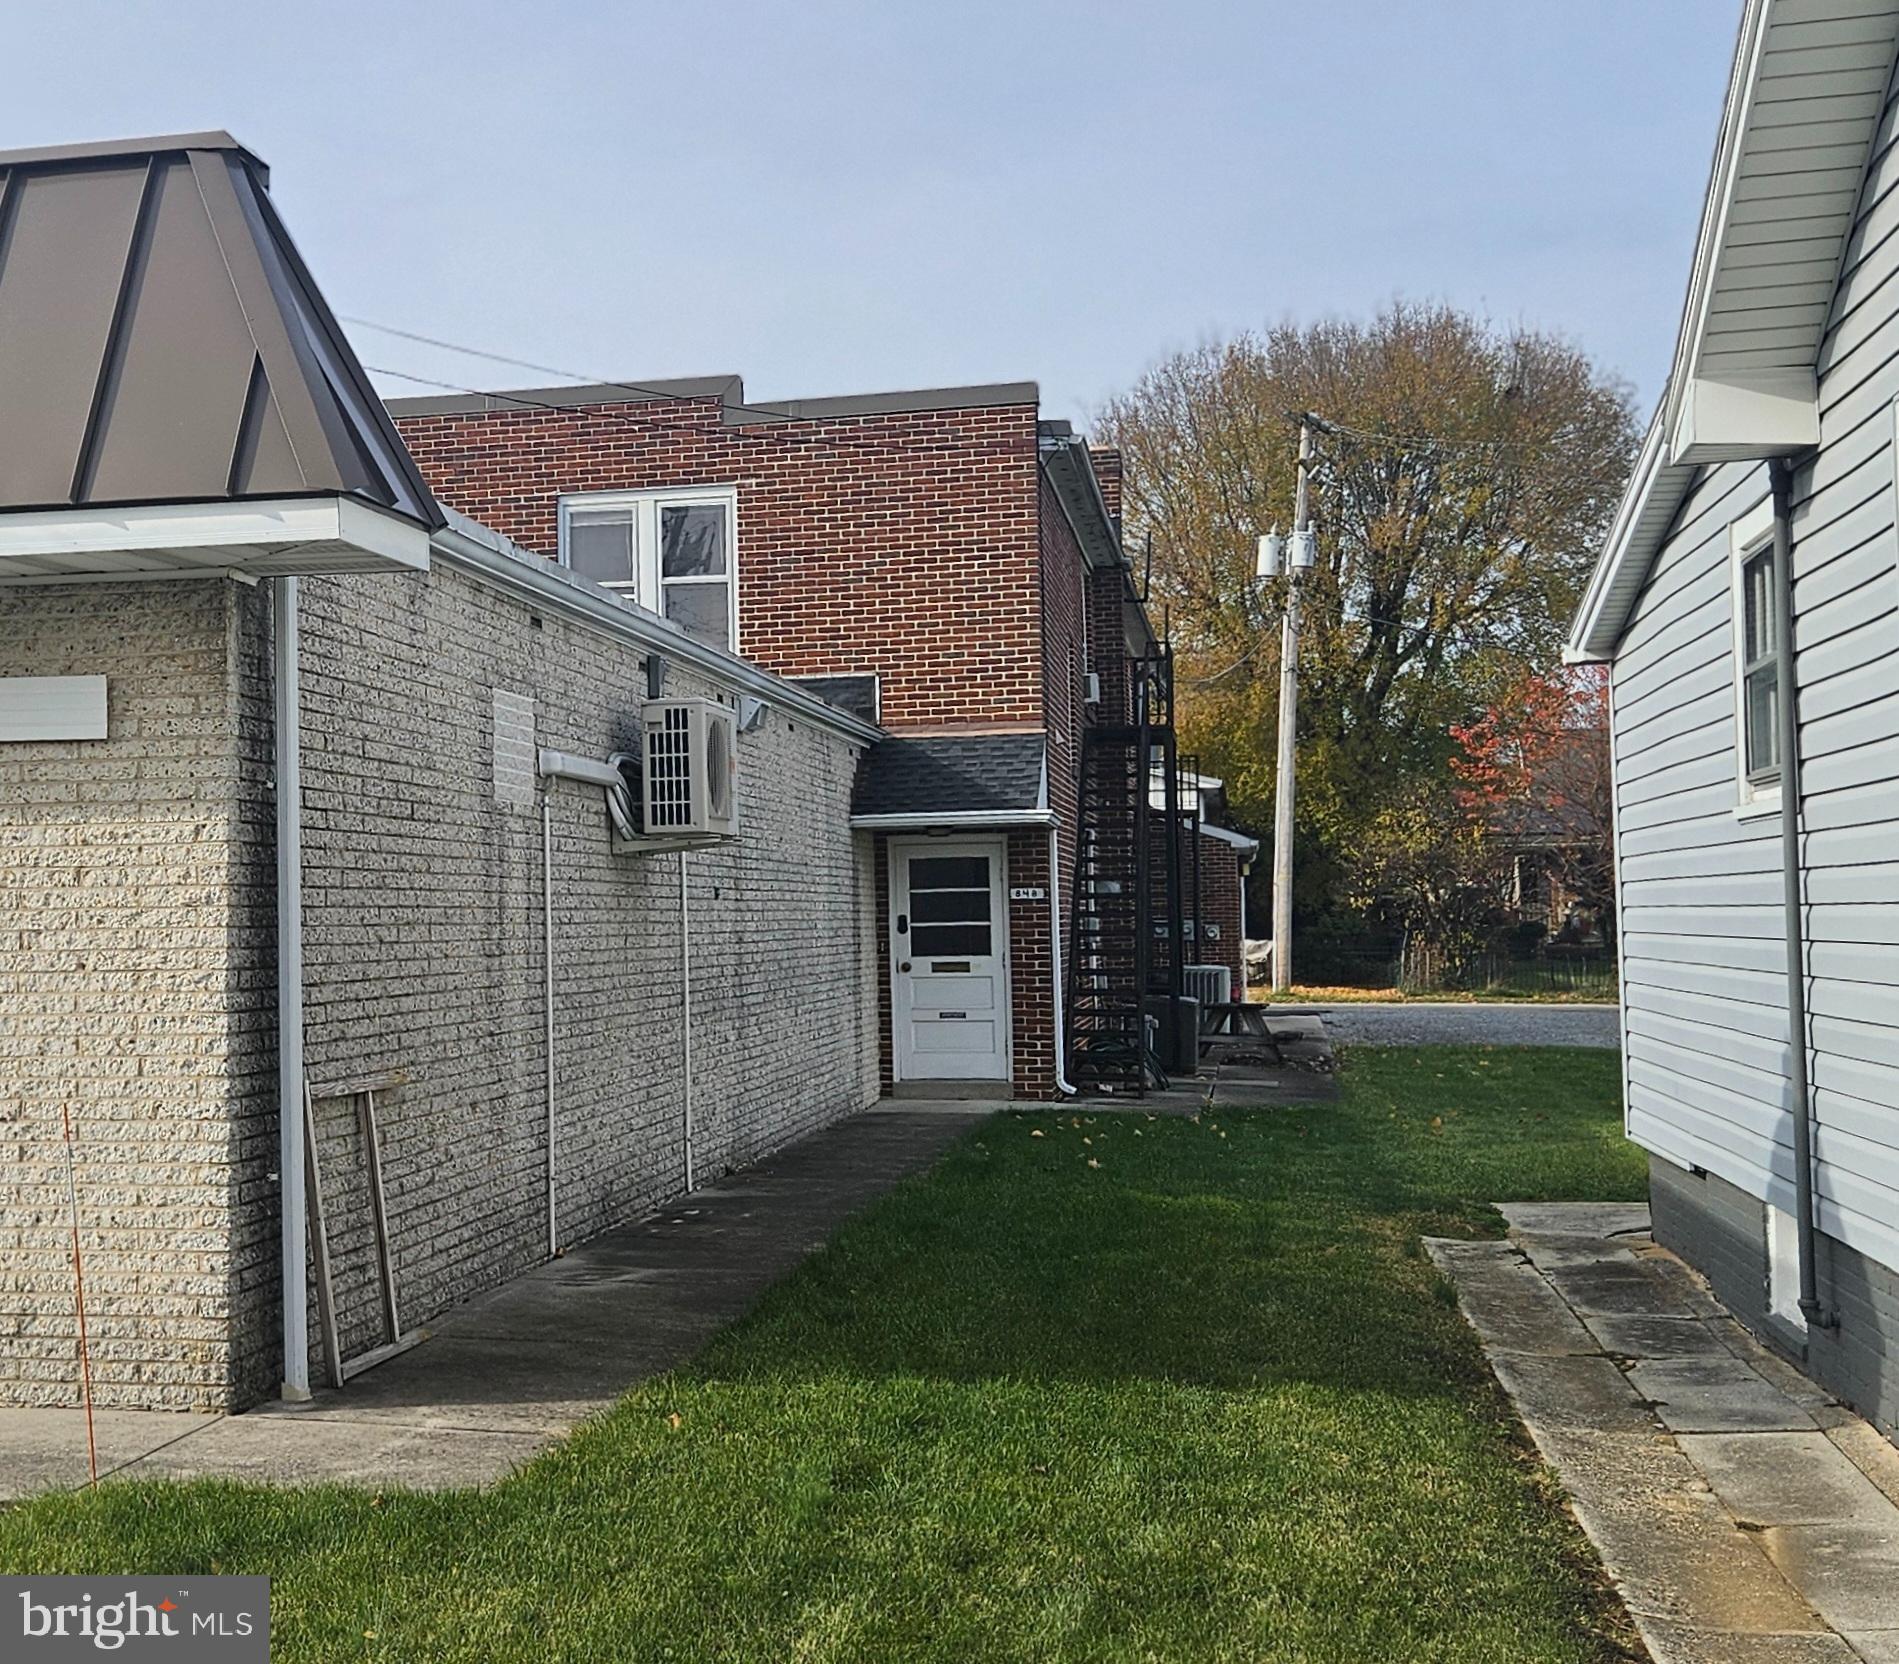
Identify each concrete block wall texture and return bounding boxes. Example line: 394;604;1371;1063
265;561;881;1393
1649;1155;1899;1444
0;580;259;1409
0;557;880;1412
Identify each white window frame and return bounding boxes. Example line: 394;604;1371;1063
1729;496;1781;817
557;486;739;652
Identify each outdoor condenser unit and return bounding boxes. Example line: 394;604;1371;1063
640;698;739;838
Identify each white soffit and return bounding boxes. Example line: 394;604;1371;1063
0;496;431;584
1666;0;1899;465
1568;0;1899;662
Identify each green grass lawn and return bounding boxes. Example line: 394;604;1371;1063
1;1047;1645;1662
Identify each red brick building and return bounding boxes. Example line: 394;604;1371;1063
391;376;1236;1097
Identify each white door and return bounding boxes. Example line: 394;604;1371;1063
891;839;1011;1082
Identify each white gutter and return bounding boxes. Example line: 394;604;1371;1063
1046;824;1077;1097
1197;824;1260;857
274;576;310;1402
849;809;1060;831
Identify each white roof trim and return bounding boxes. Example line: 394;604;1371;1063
1567;0;1899;663
849;809;1059;830
431;509;882;747
1198;823;1260;857
0;495;431;582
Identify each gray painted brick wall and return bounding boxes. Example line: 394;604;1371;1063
252;562;882;1398
1;559;881;1411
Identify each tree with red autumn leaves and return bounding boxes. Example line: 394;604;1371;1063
1450;667;1614;949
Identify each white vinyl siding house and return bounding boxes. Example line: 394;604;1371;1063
1577;0;1899;1435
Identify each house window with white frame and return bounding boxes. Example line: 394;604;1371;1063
559;487;738;651
1730;498;1781;805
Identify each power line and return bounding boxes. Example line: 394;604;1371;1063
361;360;1037;468
350;318;1037;467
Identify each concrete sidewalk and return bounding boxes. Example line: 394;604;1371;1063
1430;1204;1899;1664
0;1103;988;1499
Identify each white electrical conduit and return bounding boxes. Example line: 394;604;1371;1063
1047;823;1077;1097
680;851;695;1191
541;792;556;1257
534;748;640;1258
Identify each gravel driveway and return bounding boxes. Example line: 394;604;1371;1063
1315;1001;1620;1049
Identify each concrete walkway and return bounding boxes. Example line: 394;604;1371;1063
1429;1204;1899;1664
0;1103;988;1499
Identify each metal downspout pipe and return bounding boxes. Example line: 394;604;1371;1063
274;577;310;1402
542;792;557;1257
1769;458;1826;1330
680;851;696;1192
533;749;637;1257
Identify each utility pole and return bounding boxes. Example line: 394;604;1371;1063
1257;419;1316;993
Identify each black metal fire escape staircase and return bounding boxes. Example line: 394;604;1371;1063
1067;651;1181;1095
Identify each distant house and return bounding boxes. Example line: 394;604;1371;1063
1485;726;1614;948
1568;0;1899;1438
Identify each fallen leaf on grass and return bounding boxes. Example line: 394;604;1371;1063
1031;1129;1045;1138
1086;1158;1100;1170
667;1412;683;1431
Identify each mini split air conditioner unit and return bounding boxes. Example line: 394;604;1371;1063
640;698;738;838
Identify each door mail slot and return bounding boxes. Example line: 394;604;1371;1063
938;1011;967;1019
931;961;971;973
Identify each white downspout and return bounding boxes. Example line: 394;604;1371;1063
681;851;696;1190
1047;823;1077;1097
542;791;557;1257
274;576;310;1402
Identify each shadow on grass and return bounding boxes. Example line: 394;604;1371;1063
664;1045;1640;1403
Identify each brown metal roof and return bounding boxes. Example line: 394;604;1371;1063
0;132;441;527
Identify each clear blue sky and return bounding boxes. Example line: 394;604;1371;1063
2;0;1737;426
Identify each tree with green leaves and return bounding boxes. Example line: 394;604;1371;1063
1097;303;1637;949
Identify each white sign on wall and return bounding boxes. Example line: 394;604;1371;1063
0;675;106;742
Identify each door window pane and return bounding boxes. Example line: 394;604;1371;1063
912;923;992;956
661;504;729;576
911;888;992;924
664;582;731;650
909;856;989;891
569;512;635;585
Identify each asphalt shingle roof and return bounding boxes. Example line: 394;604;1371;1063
852;733;1045;818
